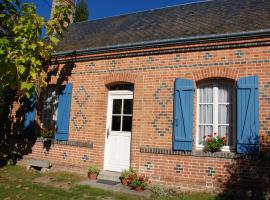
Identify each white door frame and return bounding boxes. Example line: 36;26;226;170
104;90;133;172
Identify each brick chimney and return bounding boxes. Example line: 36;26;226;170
51;0;76;23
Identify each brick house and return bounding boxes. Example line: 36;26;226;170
21;0;270;192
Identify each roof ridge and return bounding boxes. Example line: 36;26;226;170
72;0;212;25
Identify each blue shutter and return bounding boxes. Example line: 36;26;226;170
173;78;194;151
236;76;259;154
24;94;37;134
56;83;72;141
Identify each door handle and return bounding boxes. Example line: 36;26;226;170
107;129;110;138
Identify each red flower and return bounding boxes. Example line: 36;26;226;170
138;176;145;181
207;139;211;143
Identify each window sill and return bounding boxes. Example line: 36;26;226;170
140;146;236;159
140;146;269;160
195;146;235;153
36;137;93;148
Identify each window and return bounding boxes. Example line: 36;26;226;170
41;88;58;129
196;81;234;150
111;98;133;132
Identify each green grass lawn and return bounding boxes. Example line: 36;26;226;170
0;166;217;200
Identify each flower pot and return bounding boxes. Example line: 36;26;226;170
121;179;129;186
135;186;143;192
88;172;98;180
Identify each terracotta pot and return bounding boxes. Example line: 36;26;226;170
135;186;143;192
88;172;98;180
121;179;129;186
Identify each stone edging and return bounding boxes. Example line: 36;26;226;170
36;138;93;148
140;147;270;160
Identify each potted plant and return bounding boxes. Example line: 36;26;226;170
129;175;148;192
204;133;227;153
87;165;100;180
119;168;135;186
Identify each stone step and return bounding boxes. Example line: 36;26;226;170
97;170;121;182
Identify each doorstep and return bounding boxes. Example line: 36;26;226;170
78;179;152;199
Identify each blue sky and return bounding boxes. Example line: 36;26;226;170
24;0;203;21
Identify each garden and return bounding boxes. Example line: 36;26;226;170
0;165;218;200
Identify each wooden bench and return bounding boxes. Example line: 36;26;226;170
26;159;51;173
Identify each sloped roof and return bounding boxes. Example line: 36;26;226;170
55;0;270;53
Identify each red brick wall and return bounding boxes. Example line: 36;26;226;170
21;38;270;191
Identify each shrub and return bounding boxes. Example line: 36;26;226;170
150;184;178;197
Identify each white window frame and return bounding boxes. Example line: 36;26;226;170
196;81;236;152
41;89;58;129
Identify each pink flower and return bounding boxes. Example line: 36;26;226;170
214;132;217;136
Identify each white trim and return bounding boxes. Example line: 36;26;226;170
104;91;133;172
196;81;235;151
108;90;133;95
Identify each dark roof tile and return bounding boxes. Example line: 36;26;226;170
55;0;270;52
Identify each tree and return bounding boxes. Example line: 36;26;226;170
0;0;72;98
74;0;89;22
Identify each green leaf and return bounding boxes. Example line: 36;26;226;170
49;36;59;45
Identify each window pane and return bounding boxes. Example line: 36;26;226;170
123;99;133;114
218;125;232;146
218;85;232;103
218;104;232;124
113;99;122;114
109;84;134;91
198;125;213;145
199;104;213;123
42;89;58;129
122;116;132;131
199;85;213;103
111;116;121;131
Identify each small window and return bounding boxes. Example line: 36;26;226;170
41;88;58;129
111;98;133;132
196;81;235;151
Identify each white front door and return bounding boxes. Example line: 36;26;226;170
104;91;133;172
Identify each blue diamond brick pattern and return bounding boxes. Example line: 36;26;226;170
72;110;88;132
144;162;153;171
204;52;212;60
175;54;181;62
175;164;183;173
152;83;173;136
235;50;244;58
206;167;215;176
153;82;173;108
152;111;173;136
62;152;68;160
72;86;90;132
82;155;89;162
73;86;90;107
